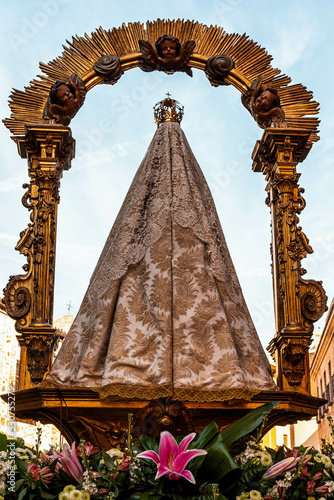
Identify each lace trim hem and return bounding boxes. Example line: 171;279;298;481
98;384;261;402
41;380;262;402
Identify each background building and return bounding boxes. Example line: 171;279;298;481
311;298;334;443
0;297;72;449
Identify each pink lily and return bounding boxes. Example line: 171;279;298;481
263;456;298;479
307;480;316;494
137;431;207;484
117;454;131;471
55;442;84;483
27;463;53;484
77;442;99;457
39;466;54;484
263;454;312;480
315;485;329;493
83;442;98;456
27;463;40;481
286;448;299;458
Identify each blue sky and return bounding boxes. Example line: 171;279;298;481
1;0;333;351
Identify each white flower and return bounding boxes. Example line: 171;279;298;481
58;493;70;500
321;455;332;467
325;481;334;493
68;491;83;500
15;447;32;455
105;448;123;459
260;453;272;466
82;483;97;495
82;470;97;495
0;461;10;475
63;486;76;494
250;490;262;499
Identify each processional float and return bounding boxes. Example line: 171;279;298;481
2;20;328;449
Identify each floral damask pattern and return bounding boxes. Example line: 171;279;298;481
46;122;276;400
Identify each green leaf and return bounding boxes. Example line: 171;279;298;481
240;458;264;485
191;421;219;450
187;422;221;477
0;433;7;452
193;432;241;494
273;445;285;463
39;491;58;499
127;494;143;500
16;458;28;477
15;478;26;490
220;401;280;446
200;440;239;482
219;468;242;494
48;458;59;473
265;447;277;460
58;467;78;485
101;450;117;470
17;487;28;500
139;434;159;452
137;491;161;500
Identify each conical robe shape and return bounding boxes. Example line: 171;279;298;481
47;121;276;401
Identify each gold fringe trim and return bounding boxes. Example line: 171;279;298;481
4;19;319;141
98;383;260;402
173;387;260;403
40;379;261;402
99;383;173;401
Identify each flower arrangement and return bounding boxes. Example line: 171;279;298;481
2;403;334;500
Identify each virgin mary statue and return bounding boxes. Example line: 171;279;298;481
46;95;276;401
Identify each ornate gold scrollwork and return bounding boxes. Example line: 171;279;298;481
4;125;74;388
300;278;328;324
134;398;194;437
287;231;312;263
25;335;57;385
93;55;124;85
282;339;309;387
205;55;235;87
3;283;31;321
253;129;327;392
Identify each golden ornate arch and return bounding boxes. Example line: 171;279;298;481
4;19;319;143
3;20;327;397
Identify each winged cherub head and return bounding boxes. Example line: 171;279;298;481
155;34;181;59
254;87;281;114
50;81;76;107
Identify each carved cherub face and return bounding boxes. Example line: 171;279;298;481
160;39;177;59
55;84;75;106
255;89;275;113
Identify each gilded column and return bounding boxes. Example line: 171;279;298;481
3;124;74;389
252;128;327;393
